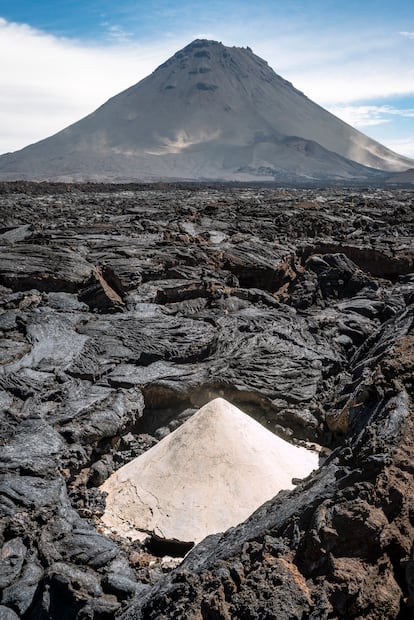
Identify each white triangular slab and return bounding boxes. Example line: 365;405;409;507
100;398;318;544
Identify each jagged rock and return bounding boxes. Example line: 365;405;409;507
54;381;145;445
47;292;89;312
1;555;43;616
32;562;121;619
0;224;35;244
78;265;125;312
47;525;119;569
138;278;208;305
103;556;142;600
0;421;65;475
0;607;20;620
301;242;414;278
0;244;91;292
88;455;115;487
213;242;297;292
76;313;217;366
312;252;375;298
0;538;27;589
103;572;145;600
1;310;90;380
0;475;65;516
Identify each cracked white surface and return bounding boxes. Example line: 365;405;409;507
100;398;319;544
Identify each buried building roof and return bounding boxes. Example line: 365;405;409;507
100;398;318;545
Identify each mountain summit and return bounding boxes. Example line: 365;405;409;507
1;39;412;182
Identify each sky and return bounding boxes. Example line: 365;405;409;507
1;0;414;158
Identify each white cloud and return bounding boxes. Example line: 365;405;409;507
322;105;414;157
101;22;134;44
385;137;414;158
327;105;414;128
0;18;184;154
278;61;414;107
399;31;414;39
251;29;414;106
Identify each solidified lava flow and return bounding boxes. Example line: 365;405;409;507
0;182;413;619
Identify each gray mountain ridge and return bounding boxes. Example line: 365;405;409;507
1;39;413;183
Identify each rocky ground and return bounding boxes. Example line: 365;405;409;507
0;182;413;619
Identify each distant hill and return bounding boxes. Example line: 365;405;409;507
386;168;414;185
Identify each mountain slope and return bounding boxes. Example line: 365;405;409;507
0;39;412;182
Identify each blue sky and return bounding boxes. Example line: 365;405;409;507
1;0;414;158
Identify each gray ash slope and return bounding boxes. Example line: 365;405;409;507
0;183;413;619
0;39;413;183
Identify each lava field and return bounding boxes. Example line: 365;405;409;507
0;182;413;619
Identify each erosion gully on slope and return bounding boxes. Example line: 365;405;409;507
0;182;413;619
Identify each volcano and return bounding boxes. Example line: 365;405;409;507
0;39;412;182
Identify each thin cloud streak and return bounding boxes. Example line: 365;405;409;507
328;105;414;128
102;23;135;43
